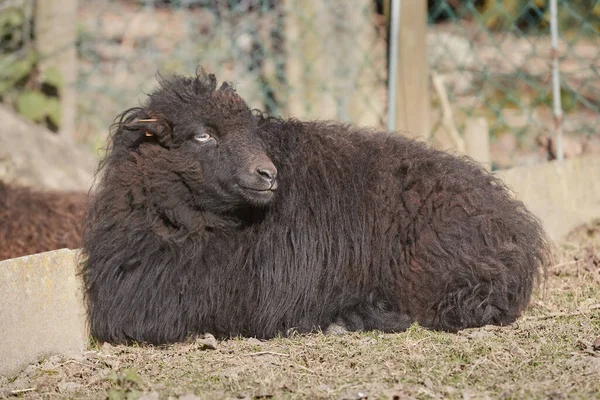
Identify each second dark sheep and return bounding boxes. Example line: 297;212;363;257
82;69;551;344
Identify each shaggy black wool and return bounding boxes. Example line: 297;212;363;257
81;69;551;344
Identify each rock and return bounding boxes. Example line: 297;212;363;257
83;351;99;361
100;343;115;355
465;330;492;341
0;106;96;191
501;109;532;130
325;323;348;336
58;380;83;393
427;32;476;71
358;337;377;346
196;333;218;350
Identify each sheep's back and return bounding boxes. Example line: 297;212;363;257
257;120;549;330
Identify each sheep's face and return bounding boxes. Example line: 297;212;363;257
112;71;278;214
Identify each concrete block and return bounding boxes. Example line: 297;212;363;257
496;155;600;242
0;249;87;377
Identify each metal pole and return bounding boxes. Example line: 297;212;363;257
550;0;564;161
387;0;401;132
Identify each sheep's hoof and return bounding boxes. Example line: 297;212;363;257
325;323;349;336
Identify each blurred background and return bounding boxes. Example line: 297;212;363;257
0;0;599;185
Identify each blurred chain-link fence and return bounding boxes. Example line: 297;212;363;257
0;0;598;168
75;0;388;147
427;0;600;167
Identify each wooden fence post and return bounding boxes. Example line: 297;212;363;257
34;0;78;142
465;117;491;170
392;0;430;138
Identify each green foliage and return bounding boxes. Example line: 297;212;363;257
16;88;61;127
46;96;61;126
16;90;46;120
0;5;63;131
0;7;23;27
42;66;64;89
475;0;547;30
0;49;36;96
0;6;25;48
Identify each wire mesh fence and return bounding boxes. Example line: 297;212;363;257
0;0;598;169
74;0;389;147
427;0;600;167
0;0;389;146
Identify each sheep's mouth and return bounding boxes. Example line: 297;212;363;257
237;184;277;204
241;186;277;195
238;180;278;193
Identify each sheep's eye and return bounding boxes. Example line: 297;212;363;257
195;133;212;143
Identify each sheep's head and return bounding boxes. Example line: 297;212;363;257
108;69;277;214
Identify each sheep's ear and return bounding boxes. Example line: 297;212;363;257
122;118;169;138
219;82;232;92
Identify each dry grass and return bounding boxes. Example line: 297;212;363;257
2;221;599;400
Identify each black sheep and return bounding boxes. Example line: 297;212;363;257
81;69;551;344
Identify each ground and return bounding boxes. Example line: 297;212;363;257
1;221;599;400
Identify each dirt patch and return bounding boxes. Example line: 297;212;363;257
2;232;600;399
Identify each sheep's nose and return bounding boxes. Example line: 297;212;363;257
257;166;277;183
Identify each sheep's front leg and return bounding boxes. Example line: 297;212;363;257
325;296;414;335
